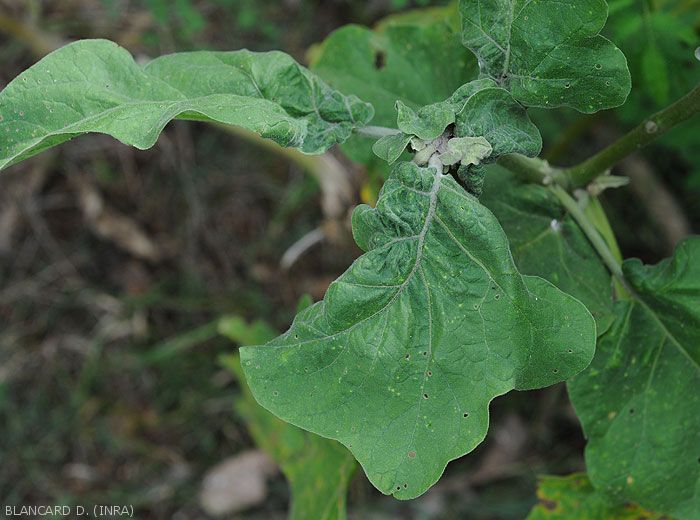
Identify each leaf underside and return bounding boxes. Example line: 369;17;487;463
241;162;595;499
460;0;631;113
0;39;373;171
569;238;700;519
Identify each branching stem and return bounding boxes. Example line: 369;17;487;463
563;83;700;187
549;185;629;290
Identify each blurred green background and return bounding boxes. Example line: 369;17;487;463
0;0;698;518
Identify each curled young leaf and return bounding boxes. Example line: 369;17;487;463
438;136;492;167
460;0;631;113
372;133;413;165
241;161;595;500
0;39;374;171
396;100;456;141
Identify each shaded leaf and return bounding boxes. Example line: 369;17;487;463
568;238;700;519
309;12;477;166
527;473;665;519
219;318;356;520
0;39;373;171
481;167;615;332
459;0;631;112
241;161;595;499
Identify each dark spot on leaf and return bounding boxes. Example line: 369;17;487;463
553;368;559;373
374;51;387;70
408;450;416;458
427;370;432;376
567;348;573;353
629;408;635;414
463;412;469;418
422;351;427;356
405;353;410;360
403;484;407;488
541;499;557;511
423;393;429;399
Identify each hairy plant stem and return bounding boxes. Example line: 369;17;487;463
498;83;700;189
563;83;700;187
355;125;402;138
549;185;632;295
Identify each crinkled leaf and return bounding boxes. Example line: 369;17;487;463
439;136;492;167
527;473;665;519
241;161;595;499
481;167;614;332
381;79;541;163
0;39;373;171
568;238;700;519
309;12;478;166
453;82;542;157
396;100;455;141
219;318;356;520
459;0;631;113
372;133;413;165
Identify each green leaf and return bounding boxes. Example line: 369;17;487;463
219;319;356;520
309;13;478;166
438;136;492;167
459;0;631;113
241;161;596;499
0;39;374;171
527;473;665;519
453;82;542;157
396;100;455;141
568;238;700;519
641;44;670;105
481;167;614;332
372;133;413;164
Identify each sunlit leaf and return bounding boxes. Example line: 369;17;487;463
0;39;373;171
241;161;595;499
459;0;631;112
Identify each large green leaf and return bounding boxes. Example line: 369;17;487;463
219;317;356;520
527;473;665;519
0;39;373;171
309;10;478;166
569;238;700;519
481;167;614;332
459;0;631;113
241;161;596;499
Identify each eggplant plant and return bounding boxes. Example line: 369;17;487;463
1;1;698;518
